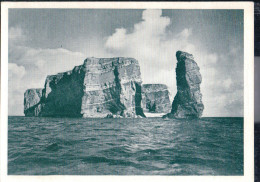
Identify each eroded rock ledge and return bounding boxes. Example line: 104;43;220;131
164;51;204;119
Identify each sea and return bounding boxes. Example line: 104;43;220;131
8;116;243;175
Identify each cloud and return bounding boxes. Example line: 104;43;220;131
8;26;87;115
223;78;232;89
178;28;193;39
9;46;86;85
9;27;24;42
8;63;27;115
9;63;26;78
8;63;26;94
207;53;218;64
105;28;127;50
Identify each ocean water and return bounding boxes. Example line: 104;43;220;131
8;116;243;175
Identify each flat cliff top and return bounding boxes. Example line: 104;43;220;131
45;57;139;80
84;57;138;65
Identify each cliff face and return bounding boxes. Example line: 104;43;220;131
40;65;85;117
24;89;43;116
142;84;171;113
165;51;204;118
24;57;145;118
81;57;144;118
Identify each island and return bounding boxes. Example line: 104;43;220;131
24;51;203;118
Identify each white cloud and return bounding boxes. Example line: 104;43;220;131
8;63;26;97
8;63;27;115
9;63;26;78
105;28;127;50
207;53;218;64
8;27;87;115
10;46;86;77
223;78;232;89
178;28;193;39
9;27;24;41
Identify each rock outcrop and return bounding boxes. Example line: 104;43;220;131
24;57;145;118
164;51;204;119
141;84;171;113
24;89;43;116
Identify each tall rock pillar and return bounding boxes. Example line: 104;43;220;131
165;51;204;118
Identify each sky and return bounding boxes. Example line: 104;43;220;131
8;9;244;117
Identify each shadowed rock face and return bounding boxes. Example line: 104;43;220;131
40;65;85;117
142;84;171;113
24;57;145;118
165;51;204;118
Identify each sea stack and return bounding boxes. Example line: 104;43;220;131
141;84;171;113
24;89;43;116
165;51;204;119
24;57;145;118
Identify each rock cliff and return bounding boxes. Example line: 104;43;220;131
24;89;43;116
24;57;145;118
141;84;171;113
164;51;204;119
